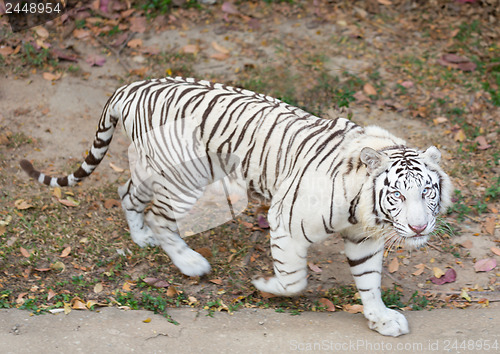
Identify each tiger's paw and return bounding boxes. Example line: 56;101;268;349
252;276;306;297
130;226;159;247
367;308;409;337
172;249;211;277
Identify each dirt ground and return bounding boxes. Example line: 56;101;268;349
0;0;499;333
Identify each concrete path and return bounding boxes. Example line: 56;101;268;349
1;307;499;353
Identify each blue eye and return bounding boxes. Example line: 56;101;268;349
393;191;401;198
422;188;430;196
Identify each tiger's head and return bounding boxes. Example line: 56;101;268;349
360;145;452;249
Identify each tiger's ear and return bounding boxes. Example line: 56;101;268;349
423;146;441;165
360;147;388;175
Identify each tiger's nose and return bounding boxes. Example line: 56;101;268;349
409;224;427;235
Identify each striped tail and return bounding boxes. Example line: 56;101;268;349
20;99;119;187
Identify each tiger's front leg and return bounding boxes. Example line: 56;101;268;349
343;236;409;337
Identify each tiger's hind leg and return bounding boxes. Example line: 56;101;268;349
344;235;409;337
144;188;211;277
118;178;159;247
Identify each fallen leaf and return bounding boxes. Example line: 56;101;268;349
343;304;363;314
454;129;466;142
166;286;179;297
104;199;121;209
475;136;491;150
461;240;473;249
400;81;414;89
474;258;497;272
15;199;33;210
222;1;239;14
94;283;103;293
257;215;269;229
433;267;445;278
34;267;51;272
195;247;212;259
34;26;49;39
51;49;78;62
58;197;80;207
53;187;62;199
122;281;132;291
433;116;448;124
181;44;199;54
143;317;151;323
48;289;57;300
260;291;277;299
188;296;198;305
50;261;66;272
129;17;147;33
430;268;456;285
211;41;230;54
0;46;14;56
60;246;71;258
318;298;336;312
363;83;377;96
209;278;223;285
16;292;28;305
210;52;230;61
491;247;500;256
388;257;399;273
71;297;87;310
64;302;72;315
377;0;392;4
85;55;106;67
109;162;125;172
73;29;91;39
412;263;426;276
308;262;322;273
460;288;471;301
86;300;99;309
483;216;496;235
42;72;62;81
20;247;30;258
127;38;143;48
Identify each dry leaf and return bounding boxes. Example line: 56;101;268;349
388;257;399;273
433;116;448;124
109;162;125;172
94;283;104;293
71;297;87;310
60;246;71;258
64;302;72;315
58;197;80;207
363;83;377;96
412;263;425;276
195;247;212;259
491;247;500;256
42;72;62;81
48;289;57;301
0;46;14;56
15;199;33;210
377;0;392;4
167;286;179;297
260;291;277;299
181;44;199;54
474;258;497;272
430;268;456;285
211;41;230;54
129;17;147;33
308;262;322;273
484;216;496;236
104;199;121;209
433;267;445;278
209;278;223;285
34;26;49;39
461;240;473;249
50;261;66;272
475;136;491;150
143;317;152;323
454;129;466;142
53;187;62;199
73;29;90;39
127;38;143;48
20;247;30;258
210;52;230;61
343;304;363;314
318;298;335;312
221;1;239;14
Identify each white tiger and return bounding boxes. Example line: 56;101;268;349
20;77;452;337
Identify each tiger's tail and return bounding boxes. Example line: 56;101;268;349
20;97;119;187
